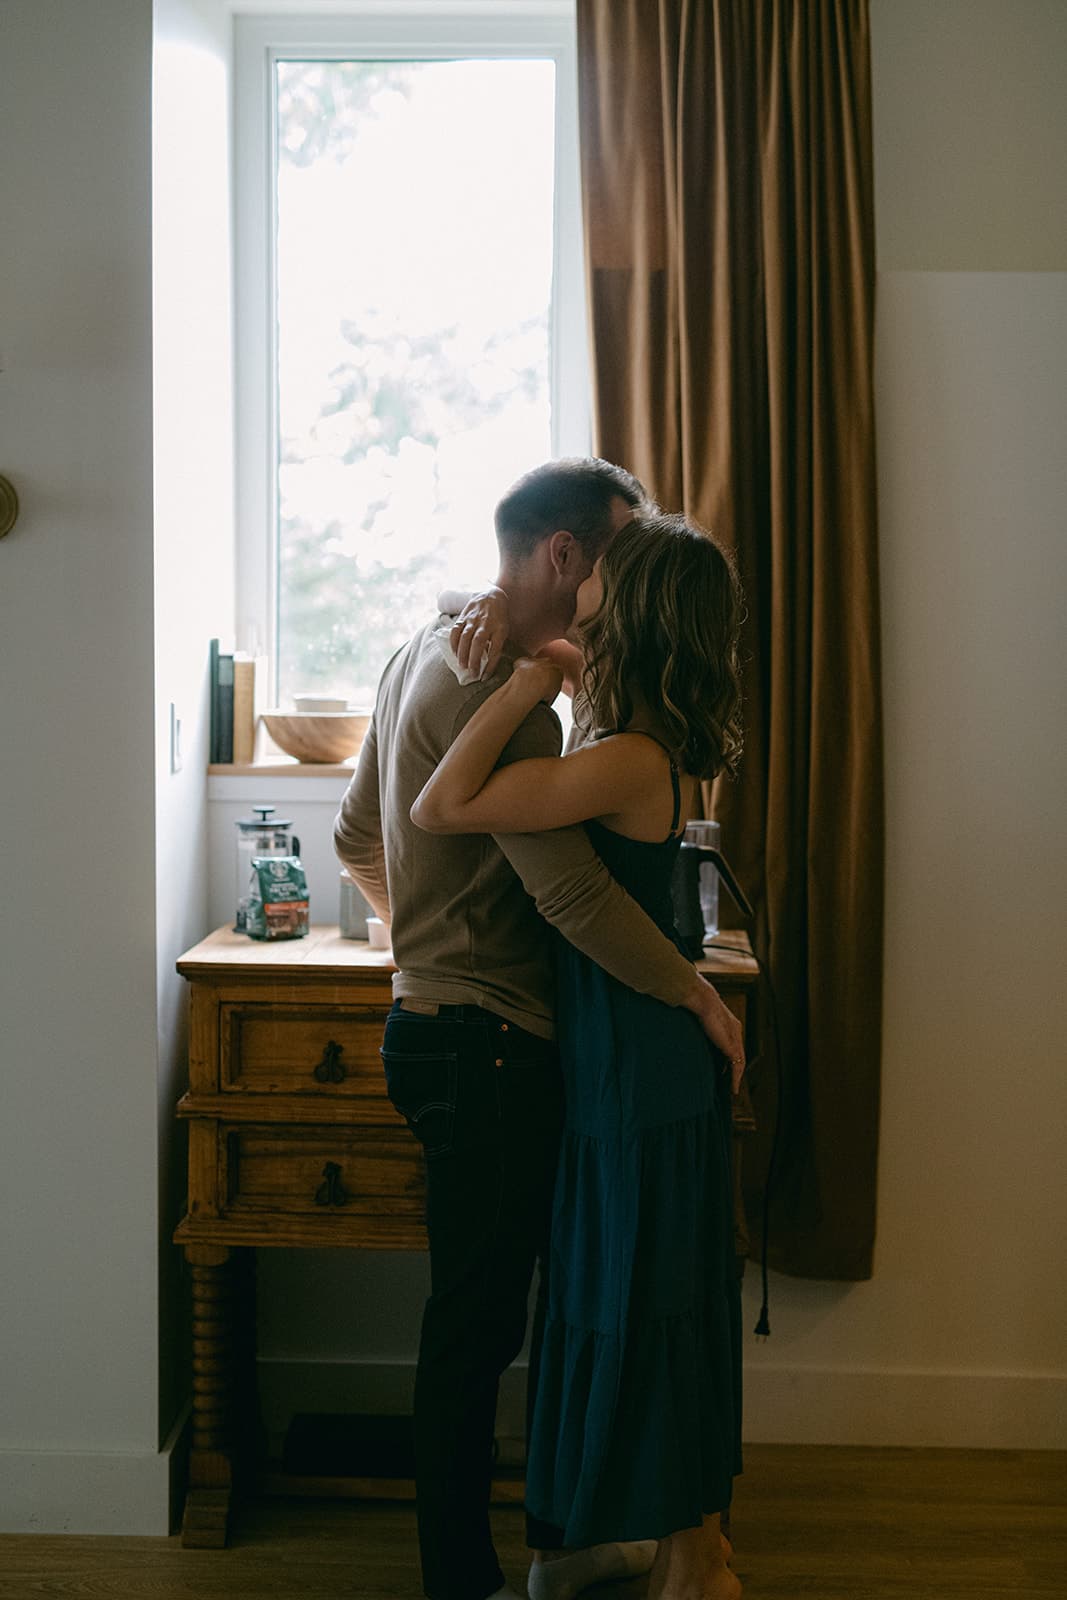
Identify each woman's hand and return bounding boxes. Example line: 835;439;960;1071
450;586;510;680
509;654;564;706
686;976;747;1093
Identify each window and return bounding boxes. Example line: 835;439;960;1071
235;4;589;709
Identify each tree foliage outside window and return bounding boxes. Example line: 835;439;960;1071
275;58;556;707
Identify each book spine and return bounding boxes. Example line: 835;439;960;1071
232;656;256;766
216;652;234;764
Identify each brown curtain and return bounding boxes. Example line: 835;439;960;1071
576;0;884;1281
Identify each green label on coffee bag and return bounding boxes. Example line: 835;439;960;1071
246;856;310;941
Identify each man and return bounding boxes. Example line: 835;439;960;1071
334;458;742;1600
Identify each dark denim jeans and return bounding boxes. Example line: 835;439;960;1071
381;1000;565;1600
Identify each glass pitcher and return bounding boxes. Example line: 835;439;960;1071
234;806;301;931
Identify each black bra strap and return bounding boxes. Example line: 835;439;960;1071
667;757;681;838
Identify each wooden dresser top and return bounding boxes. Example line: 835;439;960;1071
177;924;758;984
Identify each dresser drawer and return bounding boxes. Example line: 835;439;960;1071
219;1003;390;1096
221;1124;425;1219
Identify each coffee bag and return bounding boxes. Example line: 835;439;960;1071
246;855;310;941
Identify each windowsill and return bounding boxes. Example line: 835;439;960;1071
208;760;357;779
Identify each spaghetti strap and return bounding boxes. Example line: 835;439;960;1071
665;755;681;839
616;729;682;842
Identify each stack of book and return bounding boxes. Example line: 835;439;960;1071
209;639;266;765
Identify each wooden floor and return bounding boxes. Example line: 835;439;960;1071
1;1447;1065;1599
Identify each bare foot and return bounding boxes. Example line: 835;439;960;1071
649;1572;741;1600
647;1518;741;1600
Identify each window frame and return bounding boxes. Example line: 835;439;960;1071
233;1;590;698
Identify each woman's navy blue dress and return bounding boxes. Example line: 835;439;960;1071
524;751;743;1546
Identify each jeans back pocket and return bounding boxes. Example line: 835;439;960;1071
380;1048;459;1159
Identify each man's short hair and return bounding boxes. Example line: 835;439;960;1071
494;457;652;562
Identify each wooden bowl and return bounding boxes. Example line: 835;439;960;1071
262;710;371;764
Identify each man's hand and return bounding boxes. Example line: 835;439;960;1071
450;586;510;679
685;974;746;1093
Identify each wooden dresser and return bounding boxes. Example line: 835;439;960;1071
173;924;759;1548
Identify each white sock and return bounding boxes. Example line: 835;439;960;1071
527;1540;658;1600
486;1587;524;1600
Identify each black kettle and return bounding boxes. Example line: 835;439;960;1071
671;841;754;958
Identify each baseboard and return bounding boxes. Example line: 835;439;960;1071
740;1364;1067;1449
0;1405;192;1536
256;1356;1067;1452
10;1363;1055;1535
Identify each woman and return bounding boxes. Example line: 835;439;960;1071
415;514;745;1600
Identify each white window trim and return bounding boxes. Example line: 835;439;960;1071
233;1;590;697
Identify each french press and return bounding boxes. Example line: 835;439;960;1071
234;805;301;931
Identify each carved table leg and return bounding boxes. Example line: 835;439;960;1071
181;1243;237;1548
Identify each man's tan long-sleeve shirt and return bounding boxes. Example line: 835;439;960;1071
333;618;696;1040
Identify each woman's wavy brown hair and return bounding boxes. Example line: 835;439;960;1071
577;513;744;779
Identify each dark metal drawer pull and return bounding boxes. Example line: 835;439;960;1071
314;1161;349;1206
313;1040;346;1084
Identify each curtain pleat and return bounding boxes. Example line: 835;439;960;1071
576;0;884;1280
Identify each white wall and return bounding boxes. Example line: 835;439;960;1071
0;0;234;1535
152;0;236;1451
0;0;164;1532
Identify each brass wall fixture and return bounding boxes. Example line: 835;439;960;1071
0;475;17;539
